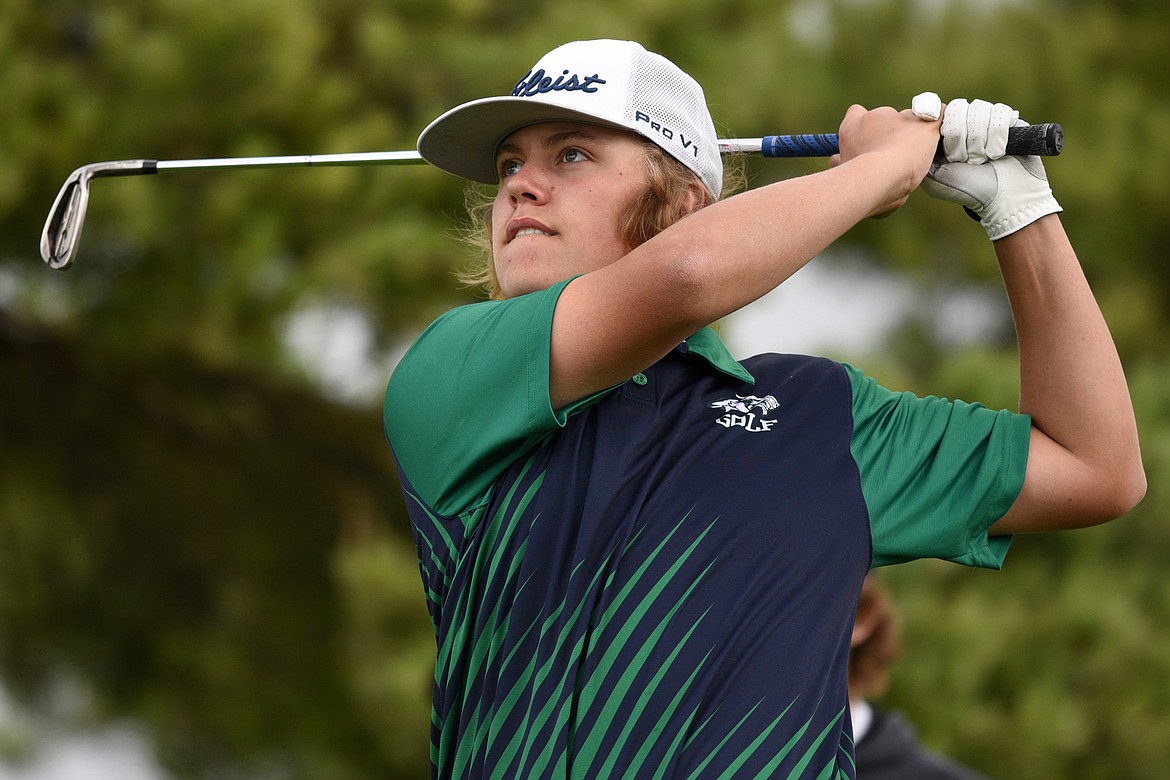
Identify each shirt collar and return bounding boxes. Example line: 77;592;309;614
677;326;756;385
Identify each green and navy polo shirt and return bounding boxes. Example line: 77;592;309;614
384;278;1030;779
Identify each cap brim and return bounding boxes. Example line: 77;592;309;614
417;96;634;184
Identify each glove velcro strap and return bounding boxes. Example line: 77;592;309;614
983;198;1063;241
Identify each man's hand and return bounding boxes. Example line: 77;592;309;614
834;103;942;219
923;98;1063;240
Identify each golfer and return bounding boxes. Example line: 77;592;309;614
384;39;1144;779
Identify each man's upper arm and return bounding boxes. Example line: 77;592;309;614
847;364;1031;568
990;425;1122;535
384;283;569;515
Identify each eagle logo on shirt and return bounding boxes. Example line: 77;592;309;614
709;394;779;433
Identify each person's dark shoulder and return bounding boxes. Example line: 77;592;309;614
856;708;989;780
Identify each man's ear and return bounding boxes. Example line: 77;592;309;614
851;605;881;649
681;180;711;217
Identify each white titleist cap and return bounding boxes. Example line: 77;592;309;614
417;39;723;197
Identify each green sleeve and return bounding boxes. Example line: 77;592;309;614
384;280;575;517
845;364;1032;570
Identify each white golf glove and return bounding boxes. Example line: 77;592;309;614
922;98;1062;241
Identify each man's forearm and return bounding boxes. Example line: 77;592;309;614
994;214;1145;528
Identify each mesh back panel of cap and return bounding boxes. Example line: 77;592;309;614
627;48;722;196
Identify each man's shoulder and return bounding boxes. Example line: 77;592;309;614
858;709;988;780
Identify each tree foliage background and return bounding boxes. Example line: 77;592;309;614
1;0;1168;777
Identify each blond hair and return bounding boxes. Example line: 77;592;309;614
455;140;746;300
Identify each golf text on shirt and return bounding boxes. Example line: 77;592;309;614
710;395;780;432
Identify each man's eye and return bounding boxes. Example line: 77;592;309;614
499;159;521;177
561;148;586;163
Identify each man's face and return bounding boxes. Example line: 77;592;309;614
491;122;648;299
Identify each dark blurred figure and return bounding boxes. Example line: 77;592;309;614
850;577;990;779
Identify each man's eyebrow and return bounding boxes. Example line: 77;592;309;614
496;129;604;156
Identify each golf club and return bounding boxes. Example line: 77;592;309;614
40;123;1062;270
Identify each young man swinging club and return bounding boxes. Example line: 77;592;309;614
384;38;1145;779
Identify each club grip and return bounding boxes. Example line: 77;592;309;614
1003;123;1063;156
759;123;1063;158
760;134;840;157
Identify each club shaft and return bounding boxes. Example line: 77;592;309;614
142;138;824;172
123;139;819;175
149;138;808;171
153;150;426;171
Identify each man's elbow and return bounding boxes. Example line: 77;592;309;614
1106;461;1147;520
1087;456;1147;525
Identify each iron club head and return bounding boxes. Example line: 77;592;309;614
40;160;155;270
